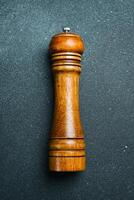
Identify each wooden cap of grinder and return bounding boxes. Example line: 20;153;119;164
49;28;86;172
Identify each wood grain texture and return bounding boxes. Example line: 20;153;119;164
49;31;86;172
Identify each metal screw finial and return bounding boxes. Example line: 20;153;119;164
63;27;70;33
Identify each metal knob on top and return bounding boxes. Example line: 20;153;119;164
63;27;71;32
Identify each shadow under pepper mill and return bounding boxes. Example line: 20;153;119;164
49;28;86;172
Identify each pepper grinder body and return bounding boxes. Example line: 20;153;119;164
49;29;86;171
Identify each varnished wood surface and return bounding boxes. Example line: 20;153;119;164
49;31;86;172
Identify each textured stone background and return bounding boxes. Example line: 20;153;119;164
0;0;134;199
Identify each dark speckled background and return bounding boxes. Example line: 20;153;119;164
0;0;134;200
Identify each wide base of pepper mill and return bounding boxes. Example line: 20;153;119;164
49;156;86;172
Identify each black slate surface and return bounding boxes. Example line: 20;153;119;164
0;0;134;200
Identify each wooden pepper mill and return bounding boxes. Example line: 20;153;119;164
49;28;86;172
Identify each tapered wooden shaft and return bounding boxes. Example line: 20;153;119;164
49;29;86;171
